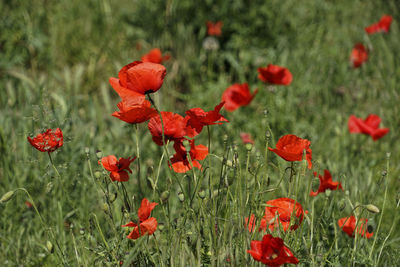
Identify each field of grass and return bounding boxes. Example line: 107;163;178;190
1;0;399;266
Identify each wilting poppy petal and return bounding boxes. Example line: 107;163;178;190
310;169;343;197
365;15;393;34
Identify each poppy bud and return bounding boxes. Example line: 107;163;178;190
94;171;102;179
386;152;391;159
46;182;53;194
337;199;346;211
84;147;90;154
225;160;233;167
0;191;15;203
147;177;155;190
158;222;165;231
366;204;380;214
178;192;185;202
109;192;117;203
96;150;103;159
245;143;253;151
198;190;206;199
102;203;109;213
182;140;190;151
263;109;269;117
160;191;170;203
325;189;332;197
223;135;228;142
46;241;54;253
80;228;85;235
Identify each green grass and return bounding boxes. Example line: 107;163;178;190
1;0;399;266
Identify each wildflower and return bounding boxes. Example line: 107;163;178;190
141;48;170;64
350;44;368;68
365;15;393;34
99;155;136;182
112;93;157;124
27;128;63;153
148;112;188;146
338;216;373;239
25;201;33;208
310;170;343;197
258;64;293;85
240;132;254;144
245;214;257;232
268;134;312;169
206;21;223;36
222;83;258;112
169;139;208;173
348;114;389;141
247;234;299;266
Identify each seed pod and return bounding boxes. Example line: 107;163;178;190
46;241;54;253
0;191;15;203
178;192;185;202
366;204;380;214
96;150;103;159
198;190;206;199
245;143;253;151
94;171;102;179
160;191;170;203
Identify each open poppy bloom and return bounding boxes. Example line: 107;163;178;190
169;139;208;173
350;44;368;68
247;234;299;266
206;21;223;36
268;134;312;169
338;216;373;239
222;83;258;112
27;128;63;153
141;48;170;64
310;170;343;196
260;198;305;232
99;155;136;182
365;15;393;34
240;132;254;144
109;61;166;96
122;198;158;239
348;114;389;141
112;93;157;124
258;64;293;85
148;112;188;146
185;102;228;137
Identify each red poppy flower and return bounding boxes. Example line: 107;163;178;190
109;61;166;96
25;201;33;208
348;114;389;141
148;112;188;146
122;198;158;239
206;21;223;36
112;94;157;124
240;132;254;144
169;140;208;173
258;64;293;85
99;155;136;182
27;128;63;153
247;234;299;267
245;214;257;232
141;48;170;64
310;170;343;197
350;44;368;68
338;216;373;239
268;134;312;169
221;83;258;112
365;15;393;34
185;102;228;137
260;198;305;232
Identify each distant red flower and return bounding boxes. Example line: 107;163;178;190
350;44;368;68
148;112;188;146
27;128;63;153
112;93;157;124
338;216;373;239
310;170;343;197
258;64;293;85
141;48;170;64
169;140;208;173
268;134;312;169
185;102;228;137
222;83;258;112
25;201;33;208
245;214;257;232
206;21;223;36
99;155;136;182
348;114;389;141
365;15;393;34
122;198;158;239
240;132;254;144
109;61;166;96
247;234;299;267
260;198;305;232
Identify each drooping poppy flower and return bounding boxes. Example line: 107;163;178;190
338;216;373;239
109;61;166;96
240;132;254;144
310;170;343;197
258;64;293;86
221;83;258;112
27;128;63;153
247;234;299;267
141;48;170;64
99;155;136;182
169;139;208;173
185;102;228;137
348;114;389;141
112;94;157;124
148;112;188;146
365;15;393;34
268;134;312;169
122;198;158;239
260;198;306;232
350;44;368;68
206;21;223;36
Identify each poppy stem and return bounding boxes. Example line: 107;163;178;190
135;124;143;199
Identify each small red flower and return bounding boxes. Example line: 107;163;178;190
258;64;293;85
148;112;188;146
348;114;389;141
99;155;136;182
206;21;223;36
310;170;343;197
365;15;393;34
268;134;312;169
112;94;157;124
338;216;373;239
122;198;158;239
141;48;170;64
27;128;63;153
169;140;208;173
25;201;33;208
350;44;368;68
221;83;258;112
240;132;254;144
247;234;299;267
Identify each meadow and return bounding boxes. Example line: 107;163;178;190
1;0;399;266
